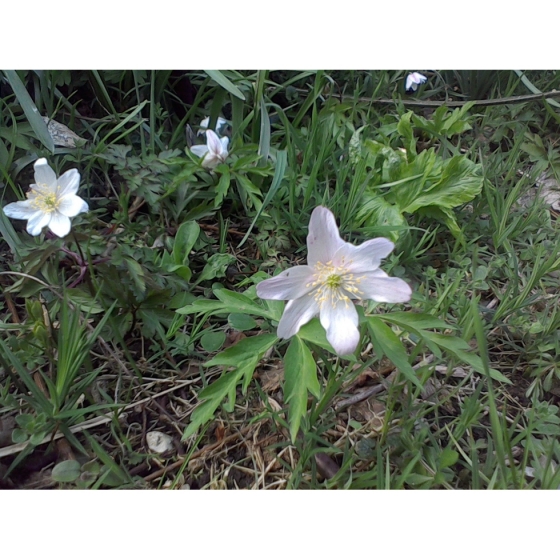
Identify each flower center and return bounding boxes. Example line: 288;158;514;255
307;261;365;309
28;184;61;214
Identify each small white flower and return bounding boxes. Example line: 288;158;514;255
190;129;229;169
256;206;412;356
198;116;228;136
3;158;88;238
405;72;428;92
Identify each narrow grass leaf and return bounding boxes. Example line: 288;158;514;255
204;70;246;100
4;70;54;152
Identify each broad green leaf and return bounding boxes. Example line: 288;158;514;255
205;334;277;367
284;337;320;441
201;332;226;352
173;221;200;266
398;155;483;214
355;194;406;241
52;460;81;483
367;316;422;389
204;70;246;100
228;313;257;331
4;70;55;152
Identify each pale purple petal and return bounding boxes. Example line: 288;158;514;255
33;158;57;187
3;200;38;220
191;145;209;157
48;213;72;237
57;168;80;197
333;237;395;272
58;194;88;217
26;211;51;236
206;130;222;155
306;206;346;266
277;295;320;339
319;298;359;356
256;266;315;300
357;273;412;303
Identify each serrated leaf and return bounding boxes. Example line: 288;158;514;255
195;253;236;285
367;316;422;389
284;337;320;441
205;334;277;367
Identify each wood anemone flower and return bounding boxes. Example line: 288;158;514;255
256;206;412;356
190;129;229;169
405;72;428;92
3;158;88;238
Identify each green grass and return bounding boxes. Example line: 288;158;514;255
1;70;559;489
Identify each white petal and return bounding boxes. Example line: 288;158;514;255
277;295;320;339
306;206;346;267
191;145;209;157
333;237;395;273
201;153;220;169
199;116;210;129
220;136;229;153
3;200;38;220
206;129;222;155
27;211;51;236
358;273;412;303
256;266;315;300
57;168;80;197
58;194;88;217
320;298;360;356
216;117;228;132
33;158;57;187
48;213;72;237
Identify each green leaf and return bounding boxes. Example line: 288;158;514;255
200;331;226;352
355;194;406;241
398;155;483;214
52;460;81;483
205;334;277;367
215;288;275;319
214;167;231;207
172;221;200;266
421;332;511;384
183;360;258;439
3;70;55;152
367;316;422;389
284;337;320;441
439;447;459;469
204;70;246;100
195;253;236;285
176;298;227;315
228;313;257;331
381;312;454;332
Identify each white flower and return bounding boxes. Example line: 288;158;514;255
405;72;428;92
3;158;88;238
198;116;228;136
256;206;412;356
190;129;229;169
